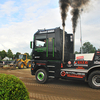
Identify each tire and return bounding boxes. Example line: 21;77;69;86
15;61;20;68
27;61;31;68
88;71;100;89
35;69;48;84
18;62;24;69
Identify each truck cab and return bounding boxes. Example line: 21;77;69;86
31;27;73;61
30;27;100;89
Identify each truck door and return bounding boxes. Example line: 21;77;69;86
46;34;55;60
34;35;47;60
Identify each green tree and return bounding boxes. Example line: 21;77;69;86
97;49;100;51
7;49;13;58
81;42;96;53
0;51;1;59
0;50;7;59
75;51;80;54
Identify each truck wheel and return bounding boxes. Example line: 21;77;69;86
88;71;100;89
18;62;24;69
35;69;48;84
27;61;31;68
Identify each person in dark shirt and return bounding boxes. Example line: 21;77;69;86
44;40;46;47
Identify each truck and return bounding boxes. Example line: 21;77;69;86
1;54;31;69
14;54;31;69
30;27;100;89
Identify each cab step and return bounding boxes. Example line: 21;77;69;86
49;76;55;78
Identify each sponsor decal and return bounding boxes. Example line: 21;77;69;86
97;51;100;53
76;56;84;60
49;38;53;42
67;64;72;67
94;61;100;64
67;74;85;78
60;71;85;78
96;54;100;55
39;30;54;33
60;71;66;77
76;66;84;69
67;61;72;67
74;61;88;67
36;63;46;66
35;56;40;58
95;56;100;60
76;61;88;64
35;48;46;52
68;61;71;64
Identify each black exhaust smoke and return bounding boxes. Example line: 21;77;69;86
70;0;90;33
59;0;70;27
59;0;90;33
71;8;79;34
59;0;90;55
59;0;70;63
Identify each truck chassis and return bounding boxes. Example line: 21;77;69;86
30;27;100;89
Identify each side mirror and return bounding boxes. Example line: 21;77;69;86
30;41;33;49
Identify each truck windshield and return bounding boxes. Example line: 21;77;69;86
19;55;26;60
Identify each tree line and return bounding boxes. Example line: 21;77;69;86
0;49;32;60
0;42;99;60
75;42;98;54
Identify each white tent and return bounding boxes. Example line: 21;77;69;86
3;57;9;60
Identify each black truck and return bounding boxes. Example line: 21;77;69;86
30;27;100;89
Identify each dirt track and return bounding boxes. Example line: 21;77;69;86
0;68;100;100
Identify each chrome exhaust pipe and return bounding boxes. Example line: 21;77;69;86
62;26;65;63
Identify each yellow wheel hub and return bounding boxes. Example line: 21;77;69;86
29;64;31;67
21;64;24;68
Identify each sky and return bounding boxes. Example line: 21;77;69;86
0;0;100;54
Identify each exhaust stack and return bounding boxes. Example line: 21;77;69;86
62;26;65;63
59;0;90;56
73;32;75;54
